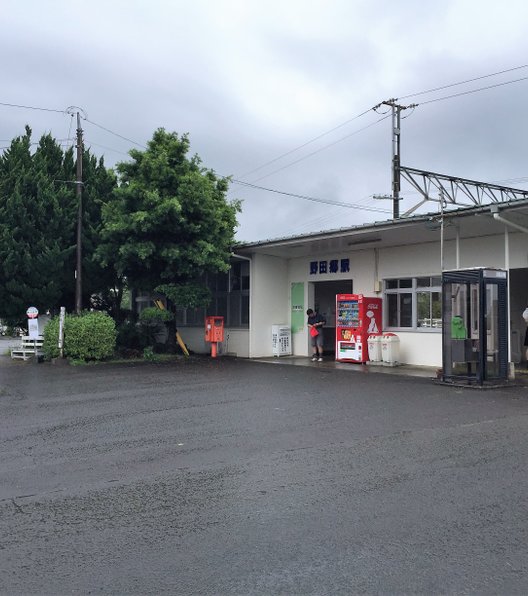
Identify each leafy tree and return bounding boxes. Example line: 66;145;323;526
0;128;75;323
0;127;117;323
59;149;120;315
96;128;240;315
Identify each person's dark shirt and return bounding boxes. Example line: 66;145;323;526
308;312;325;327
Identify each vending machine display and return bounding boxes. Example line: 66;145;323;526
336;294;382;362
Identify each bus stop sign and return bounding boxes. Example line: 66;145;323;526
26;306;39;319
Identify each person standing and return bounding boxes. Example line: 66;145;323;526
307;308;326;362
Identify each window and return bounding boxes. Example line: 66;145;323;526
176;260;250;328
385;276;442;330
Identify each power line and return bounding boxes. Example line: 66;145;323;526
232;179;391;214
84;139;131;157
237;63;528;183
245;72;528;185
0;100;66;114
83;118;147;149
249;113;391;183
399;63;528;100
236;107;374;179
417;75;528;106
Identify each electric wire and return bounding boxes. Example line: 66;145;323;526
237;64;528;183
248;113;391;183
233;179;391;214
83;118;147;149
244;73;528;183
416;75;528;106
287;211;357;237
236;107;374;179
0;101;66;114
399;63;528;100
84;139;131;156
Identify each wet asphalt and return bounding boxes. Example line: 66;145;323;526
1;353;528;595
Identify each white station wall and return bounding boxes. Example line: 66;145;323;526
227;226;525;366
249;253;289;358
249;231;523;366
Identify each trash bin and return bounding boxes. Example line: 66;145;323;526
367;333;383;365
381;333;400;366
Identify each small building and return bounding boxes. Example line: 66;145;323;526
176;200;528;369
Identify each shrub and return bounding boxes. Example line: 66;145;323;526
116;320;144;351
142;346;158;362
43;311;117;361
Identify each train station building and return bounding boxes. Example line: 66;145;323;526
170;198;528;370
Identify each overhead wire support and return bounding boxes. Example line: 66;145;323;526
75;111;84;314
65;108;87;314
379;99;417;219
399;166;528;217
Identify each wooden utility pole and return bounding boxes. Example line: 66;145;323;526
75;112;83;314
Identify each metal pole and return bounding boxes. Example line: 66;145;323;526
75;112;83;314
440;191;445;271
58;306;66;358
392;103;401;219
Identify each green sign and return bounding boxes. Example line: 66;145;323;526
291;282;304;333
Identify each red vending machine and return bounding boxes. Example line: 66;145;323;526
335;294;382;363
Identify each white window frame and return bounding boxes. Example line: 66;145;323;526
384;276;442;332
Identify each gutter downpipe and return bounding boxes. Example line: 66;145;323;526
491;210;528;378
232;253;252;359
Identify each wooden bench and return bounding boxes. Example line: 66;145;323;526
11;336;44;361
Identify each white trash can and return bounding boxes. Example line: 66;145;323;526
381;333;400;366
367;333;383;365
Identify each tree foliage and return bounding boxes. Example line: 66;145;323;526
0;127;75;323
96;129;240;302
0;127;117;323
0;126;238;326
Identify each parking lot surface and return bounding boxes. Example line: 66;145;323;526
1;355;528;594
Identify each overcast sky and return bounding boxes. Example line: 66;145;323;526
2;0;528;242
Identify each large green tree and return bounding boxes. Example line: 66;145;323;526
0;128;75;323
60;149;119;314
0;127;116;323
96;129;240;308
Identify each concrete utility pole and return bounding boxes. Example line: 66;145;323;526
380;99;416;219
75;112;83;314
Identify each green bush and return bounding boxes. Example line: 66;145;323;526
116;320;144;351
43;311;117;361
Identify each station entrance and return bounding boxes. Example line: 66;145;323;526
311;280;353;356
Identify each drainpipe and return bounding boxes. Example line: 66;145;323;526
490;206;528;235
231;253;252;358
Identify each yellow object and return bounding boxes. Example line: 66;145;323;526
176;331;189;357
154;298;188;356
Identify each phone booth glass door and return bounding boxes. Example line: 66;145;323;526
442;268;507;385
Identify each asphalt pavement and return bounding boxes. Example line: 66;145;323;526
2;351;528;594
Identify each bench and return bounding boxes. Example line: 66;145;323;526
11;336;44;361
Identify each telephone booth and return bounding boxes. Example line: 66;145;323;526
442;268;508;385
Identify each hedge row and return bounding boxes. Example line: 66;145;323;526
43;311;116;361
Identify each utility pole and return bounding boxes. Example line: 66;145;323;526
75;112;83;314
380;99;416;219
